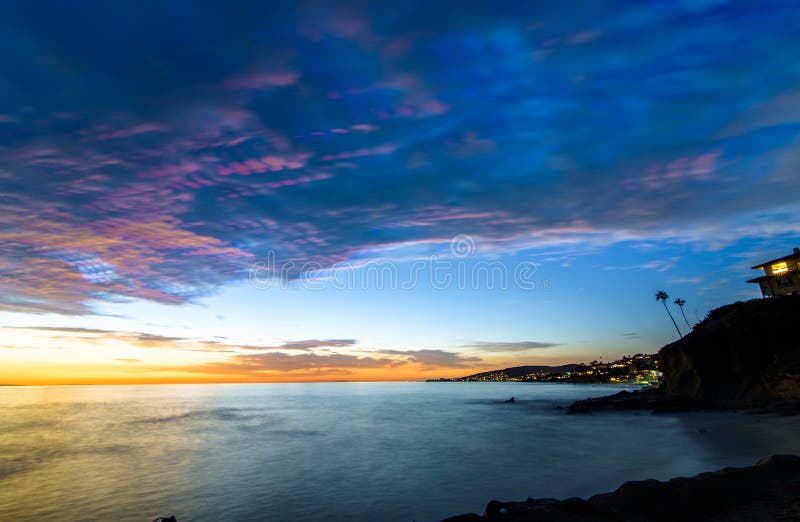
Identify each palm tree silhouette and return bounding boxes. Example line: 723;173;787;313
656;290;682;338
674;298;691;330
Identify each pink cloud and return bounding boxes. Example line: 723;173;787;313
565;30;603;44
221;71;300;90
264;171;333;189
446;132;496;157
216;154;310;176
92;123;167;141
0;204;254;313
320;144;397;161
626;151;722;191
350;124;379;132
140;161;203;179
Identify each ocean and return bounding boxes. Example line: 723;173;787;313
2;382;799;521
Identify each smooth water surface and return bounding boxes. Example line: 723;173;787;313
2;382;800;521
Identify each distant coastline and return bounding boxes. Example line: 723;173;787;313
427;354;659;385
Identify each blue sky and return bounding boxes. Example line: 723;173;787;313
1;0;799;382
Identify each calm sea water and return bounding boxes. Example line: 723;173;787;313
2;382;800;521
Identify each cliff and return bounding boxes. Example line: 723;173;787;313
570;295;800;413
440;455;800;521
659;295;800;406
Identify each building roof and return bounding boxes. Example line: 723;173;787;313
747;275;772;283
751;248;800;270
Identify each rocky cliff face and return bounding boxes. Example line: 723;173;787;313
659;295;800;406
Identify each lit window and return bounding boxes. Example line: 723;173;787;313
772;261;789;274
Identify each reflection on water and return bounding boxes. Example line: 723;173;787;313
2;383;799;521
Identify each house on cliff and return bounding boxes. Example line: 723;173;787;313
748;247;800;297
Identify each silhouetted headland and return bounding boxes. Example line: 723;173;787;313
569;295;800;415
428;356;658;384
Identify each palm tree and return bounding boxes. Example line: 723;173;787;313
674;298;691;330
656;290;682;338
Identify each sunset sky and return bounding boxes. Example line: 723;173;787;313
1;1;800;384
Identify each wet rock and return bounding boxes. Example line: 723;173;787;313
566;387;696;414
441;455;800;521
440;514;484;522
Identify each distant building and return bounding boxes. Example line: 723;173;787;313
748;247;800;297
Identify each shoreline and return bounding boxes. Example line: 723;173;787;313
441;455;800;521
566;382;800;416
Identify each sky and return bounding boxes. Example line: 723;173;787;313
1;0;800;384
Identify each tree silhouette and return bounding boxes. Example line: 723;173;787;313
674;298;691;330
656;290;682;338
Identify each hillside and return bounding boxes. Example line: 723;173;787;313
430;364;579;382
430;354;658;384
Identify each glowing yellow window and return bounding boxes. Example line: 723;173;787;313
772;261;789;274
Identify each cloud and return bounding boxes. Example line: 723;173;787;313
6;326;353;353
91;123;167;141
376;349;481;368
601;258;681;272
1;1;800;314
5;324;480;374
667;277;704;285
9;326;113;335
190;351;398;374
220;71;300;90
5;325;427;377
7;326;224;350
465;341;560;353
7;324;486;376
276;339;356;350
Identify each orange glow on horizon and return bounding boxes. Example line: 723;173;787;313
0;326;595;385
0;353;586;385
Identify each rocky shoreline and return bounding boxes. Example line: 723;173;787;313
569;296;800;415
441;455;800;521
566;386;800;415
442;297;800;521
566;386;694;413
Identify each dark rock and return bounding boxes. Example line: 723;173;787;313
441;455;800;521
440;514;484;522
484;500;503;517
566;387;695;414
557;497;609;516
660;296;800;407
569;296;800;414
